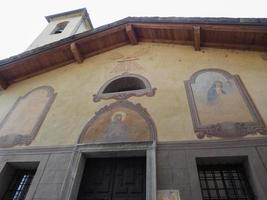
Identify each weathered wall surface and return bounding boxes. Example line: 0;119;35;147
0;43;266;147
0;148;73;200
157;140;267;200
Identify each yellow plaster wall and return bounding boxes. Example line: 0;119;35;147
0;43;267;147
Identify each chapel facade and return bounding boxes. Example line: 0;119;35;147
0;8;267;200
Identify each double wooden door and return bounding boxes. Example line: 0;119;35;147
77;157;146;200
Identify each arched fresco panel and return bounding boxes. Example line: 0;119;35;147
0;86;56;147
185;68;267;138
78;101;157;144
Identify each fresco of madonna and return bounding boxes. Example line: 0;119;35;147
185;69;267;138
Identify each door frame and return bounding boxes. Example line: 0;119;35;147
60;141;156;200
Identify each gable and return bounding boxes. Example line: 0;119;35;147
0;17;267;90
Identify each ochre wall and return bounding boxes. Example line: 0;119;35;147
0;43;266;147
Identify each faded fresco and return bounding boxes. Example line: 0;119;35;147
104;111;129;142
78;101;156;144
192;71;253;125
157;190;180;200
111;58;144;73
108;48;150;73
185;69;267;138
0;86;56;147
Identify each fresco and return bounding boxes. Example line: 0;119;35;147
108;48;149;73
185;69;267;138
111;58;144;73
0;86;56;147
157;190;180;200
104;111;129;142
78;101;156;144
192;71;253;125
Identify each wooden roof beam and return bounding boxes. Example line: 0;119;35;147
201;25;267;33
126;24;138;45
193;26;201;51
0;74;8;90
70;42;84;63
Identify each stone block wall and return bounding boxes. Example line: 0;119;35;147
33;153;72;200
0;148;73;200
157;139;267;200
0;138;266;200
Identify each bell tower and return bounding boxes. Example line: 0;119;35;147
27;8;93;50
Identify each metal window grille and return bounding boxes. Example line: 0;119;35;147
3;169;35;200
197;164;255;200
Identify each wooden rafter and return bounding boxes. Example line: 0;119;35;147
70;42;84;63
201;25;267;33
134;23;267;33
193;26;201;51
126;24;138;45
134;23;193;30
0;74;8;90
1;20;267;88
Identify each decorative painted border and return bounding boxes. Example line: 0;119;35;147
184;68;267;139
93;73;156;102
0;86;57;147
78;100;157;143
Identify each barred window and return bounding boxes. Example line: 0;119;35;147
198;164;255;200
3;169;36;200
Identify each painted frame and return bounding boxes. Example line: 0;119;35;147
78;100;157;144
0;86;56;147
185;68;267;138
93;73;156;102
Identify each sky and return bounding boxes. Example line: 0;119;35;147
0;0;267;60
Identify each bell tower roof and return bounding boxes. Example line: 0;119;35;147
45;8;93;28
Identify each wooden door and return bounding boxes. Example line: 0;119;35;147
77;157;146;200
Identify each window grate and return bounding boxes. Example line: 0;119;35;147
3;169;35;200
197;164;255;200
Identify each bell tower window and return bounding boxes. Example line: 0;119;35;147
51;21;69;34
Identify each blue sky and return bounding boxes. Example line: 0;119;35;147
0;0;266;59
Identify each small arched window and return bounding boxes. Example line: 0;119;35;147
103;77;146;93
93;73;156;102
51;21;69;34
